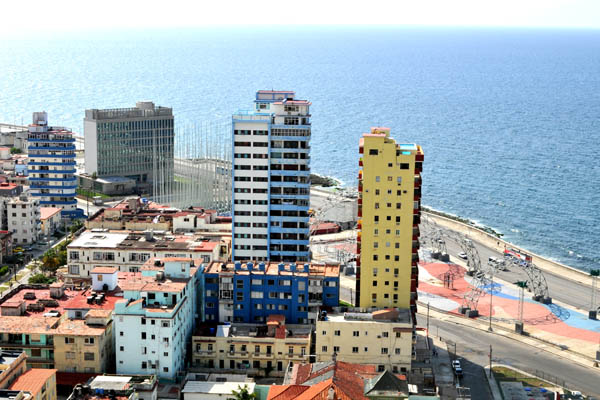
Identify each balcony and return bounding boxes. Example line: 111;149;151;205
0;341;53;349
359;157;363;167
357;232;361;242
357;219;362;230
358;170;363;180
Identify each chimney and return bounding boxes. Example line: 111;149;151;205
145;230;154;242
247;262;253;272
234;262;242;271
258;262;266;272
278;263;285;272
290;264;296;273
304;263;310;273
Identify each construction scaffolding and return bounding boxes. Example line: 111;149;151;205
151;119;232;212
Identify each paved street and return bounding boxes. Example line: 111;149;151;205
417;314;600;398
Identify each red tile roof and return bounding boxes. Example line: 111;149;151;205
9;368;56;396
267;385;309;400
91;267;118;274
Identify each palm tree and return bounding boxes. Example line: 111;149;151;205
230;385;257;400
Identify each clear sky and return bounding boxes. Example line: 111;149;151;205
1;0;599;36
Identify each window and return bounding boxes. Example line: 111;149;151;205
352;347;359;353
373;254;378;261
381;348;388;354
375;176;380;182
64;337;74;344
374;242;378;248
395;348;401;354
119;346;124;351
322;330;326;335
369;149;378;155
372;280;377;287
141;318;146;325
69;251;79;260
374;228;378;235
353;331;359;337
375;189;380;195
141;361;147;369
333;346;340;353
141;332;146;339
374;203;379;209
382;332;389;338
364;347;369;352
162;321;170;328
334;330;340;336
84;352;95;361
85;337;95;345
97;274;103;281
322;346;328;352
66;352;76;359
397;177;402;185
163;367;169;373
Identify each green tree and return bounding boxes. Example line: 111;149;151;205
69;219;83;234
230;385;257;400
9;147;22;154
28;274;56;284
40;249;61;274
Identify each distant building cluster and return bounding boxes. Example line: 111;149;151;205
0;90;430;399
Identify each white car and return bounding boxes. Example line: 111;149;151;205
452;360;461;369
457;252;467;260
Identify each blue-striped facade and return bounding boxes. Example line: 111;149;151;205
232;90;311;263
27;117;83;219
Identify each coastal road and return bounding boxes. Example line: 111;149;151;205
416;314;600;398
420;224;594;311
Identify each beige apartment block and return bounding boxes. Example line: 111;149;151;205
192;315;311;377
316;308;414;373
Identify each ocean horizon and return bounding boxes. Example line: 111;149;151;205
1;26;598;272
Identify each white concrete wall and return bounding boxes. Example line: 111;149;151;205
84;120;98;174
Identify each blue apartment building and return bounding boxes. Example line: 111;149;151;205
27;112;83;218
232;90;311;262
204;261;339;324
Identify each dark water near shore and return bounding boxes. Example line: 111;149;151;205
1;27;598;271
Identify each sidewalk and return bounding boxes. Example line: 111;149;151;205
417;260;600;365
418;301;599;370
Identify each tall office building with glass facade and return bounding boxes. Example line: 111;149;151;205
232;90;311;262
84;101;174;193
27;112;82;218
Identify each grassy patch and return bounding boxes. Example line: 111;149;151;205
339;300;353;307
76;188;110;199
492;366;551;388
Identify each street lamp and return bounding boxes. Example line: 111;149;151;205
590;269;599;320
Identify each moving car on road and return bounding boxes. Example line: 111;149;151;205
457;252;467;260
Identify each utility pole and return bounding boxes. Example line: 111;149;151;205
590;269;599;320
427;302;430;337
489;344;492;377
488;275;493;332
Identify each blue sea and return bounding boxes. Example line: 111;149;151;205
1;27;599;272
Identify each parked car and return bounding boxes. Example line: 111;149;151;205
457;252;467;260
452;360;461;370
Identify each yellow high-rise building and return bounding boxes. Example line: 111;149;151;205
356;128;423;315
